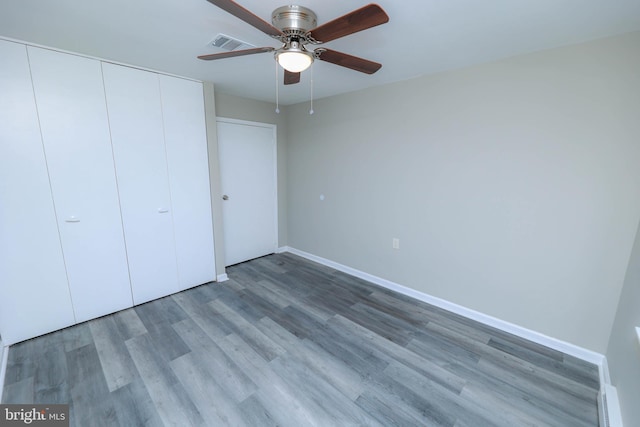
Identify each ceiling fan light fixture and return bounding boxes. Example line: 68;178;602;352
276;48;313;73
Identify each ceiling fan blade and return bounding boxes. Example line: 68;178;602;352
317;49;382;74
198;47;274;60
308;4;389;43
284;70;301;85
205;0;284;37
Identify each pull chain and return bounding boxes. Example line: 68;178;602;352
309;63;314;115
275;60;280;114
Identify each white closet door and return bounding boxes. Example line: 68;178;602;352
160;75;216;288
102;63;179;305
0;40;75;345
28;47;133;322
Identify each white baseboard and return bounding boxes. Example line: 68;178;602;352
217;273;229;282
0;343;8;403
600;383;624;427
282;246;605;367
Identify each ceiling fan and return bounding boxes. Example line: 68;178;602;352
198;1;389;85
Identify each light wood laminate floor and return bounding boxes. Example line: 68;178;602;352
2;253;600;426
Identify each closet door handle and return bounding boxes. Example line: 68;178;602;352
65;216;80;223
158;208;169;214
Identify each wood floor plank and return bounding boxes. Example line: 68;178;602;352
66;343;116;427
2;253;600;426
306;317;391;380
328;314;467;394
383;360;498;427
488;336;600;390
236;394;278;427
254;279;334;322
88;316;139;392
248;279;292;309
172;318;257;402
424;319;597;395
134;296;189;330
3;340;38;386
254;316;367;401
460;383;551;427
269;353;385;427
33;344;68;403
473;356;598;425
1;376;34;404
110;378;164;427
170;352;245;426
217;333;326;427
267;304;326;339
172;291;231;340
345;301;419;345
367;290;494;344
445;354;596;426
208;299;287;362
171;290;217;322
125;333;204;427
212;284;267;324
355;387;439;427
363;367;458;427
252;255;290;275
56;323;94;353
144;322;191;362
111;307;148;341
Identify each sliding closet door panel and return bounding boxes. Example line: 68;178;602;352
28;47;133;322
102;63;179;305
0;40;75;345
160;75;216;287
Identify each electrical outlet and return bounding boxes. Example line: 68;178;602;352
392;238;400;249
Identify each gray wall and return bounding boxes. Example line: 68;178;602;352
285;31;640;353
607;217;640;426
214;92;288;247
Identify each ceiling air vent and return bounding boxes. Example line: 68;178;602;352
209;33;255;51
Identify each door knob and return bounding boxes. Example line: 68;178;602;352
222;195;229;201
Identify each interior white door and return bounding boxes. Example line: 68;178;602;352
28;46;133;322
217;119;277;266
0;40;76;345
159;75;216;287
102;63;179;305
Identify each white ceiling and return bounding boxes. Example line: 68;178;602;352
2;0;640;105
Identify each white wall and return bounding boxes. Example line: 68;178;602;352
214;92;288;247
285;31;640;353
607;217;640;427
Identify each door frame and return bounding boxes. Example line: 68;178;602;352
216;117;278;266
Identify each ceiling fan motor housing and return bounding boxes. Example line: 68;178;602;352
271;5;317;37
